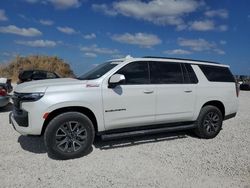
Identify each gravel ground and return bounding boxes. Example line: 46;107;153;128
0;92;249;188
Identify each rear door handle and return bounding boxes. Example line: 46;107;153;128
184;90;192;93
143;90;154;94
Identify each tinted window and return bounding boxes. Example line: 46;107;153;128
78;61;119;80
32;71;47;80
150;61;183;84
19;71;33;81
116;61;149;84
182;64;198;84
47;72;58;79
199;65;235;82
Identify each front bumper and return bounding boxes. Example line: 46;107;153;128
9;112;30;135
12;108;29;127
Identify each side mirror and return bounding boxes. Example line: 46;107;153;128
108;74;125;88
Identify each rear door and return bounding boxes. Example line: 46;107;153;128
150;61;197;124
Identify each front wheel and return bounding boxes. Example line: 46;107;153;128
194;105;223;139
44;112;95;160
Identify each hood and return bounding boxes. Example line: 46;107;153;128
15;78;85;93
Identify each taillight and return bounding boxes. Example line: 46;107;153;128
235;82;239;97
0;88;7;96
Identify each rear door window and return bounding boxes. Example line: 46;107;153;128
150;61;183;84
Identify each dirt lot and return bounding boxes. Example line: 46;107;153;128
0;92;249;188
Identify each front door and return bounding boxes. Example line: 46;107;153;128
102;61;156;130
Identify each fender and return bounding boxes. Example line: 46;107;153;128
43;100;105;132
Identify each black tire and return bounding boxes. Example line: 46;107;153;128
44;112;95;160
194;105;223;139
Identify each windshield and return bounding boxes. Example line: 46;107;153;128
78;61;120;80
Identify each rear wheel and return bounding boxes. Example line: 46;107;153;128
44;112;95;159
195;105;223;139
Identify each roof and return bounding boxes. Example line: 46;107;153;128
142;56;221;65
111;56;229;67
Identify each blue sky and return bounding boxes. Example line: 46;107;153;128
0;0;250;75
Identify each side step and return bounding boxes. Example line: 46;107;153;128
101;124;196;140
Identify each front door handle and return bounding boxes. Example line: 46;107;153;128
143;90;154;94
184;90;192;93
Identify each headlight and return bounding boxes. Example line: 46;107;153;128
20;92;44;102
12;92;44;109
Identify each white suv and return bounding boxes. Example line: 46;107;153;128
10;56;239;159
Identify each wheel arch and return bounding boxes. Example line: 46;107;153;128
201;100;225;118
41;106;98;135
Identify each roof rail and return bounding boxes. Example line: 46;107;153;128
142;56;220;64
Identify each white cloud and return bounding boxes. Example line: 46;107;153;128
83;33;96;39
178;38;215;51
2;52;11;56
0;9;8;21
92;4;117;16
57;26;78;34
16;40;57;47
111;32;161;48
48;0;81;9
18;14;30;21
93;0;203;28
84;52;97;58
164;49;192;55
218;25;228;31
40;19;54;26
112;54;126;59
25;0;81;9
1;51;19;58
92;1;228;32
188;20;228;32
0;25;42;37
80;44;119;56
178;38;225;55
220;40;227;45
189;20;215;31
205;9;228;19
213;49;225;55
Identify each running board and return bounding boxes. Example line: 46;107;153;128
101;124;196;140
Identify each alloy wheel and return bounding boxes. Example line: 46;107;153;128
55;121;87;153
203;112;220;134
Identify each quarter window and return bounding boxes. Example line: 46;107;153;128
199;65;235;82
150;61;183;84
